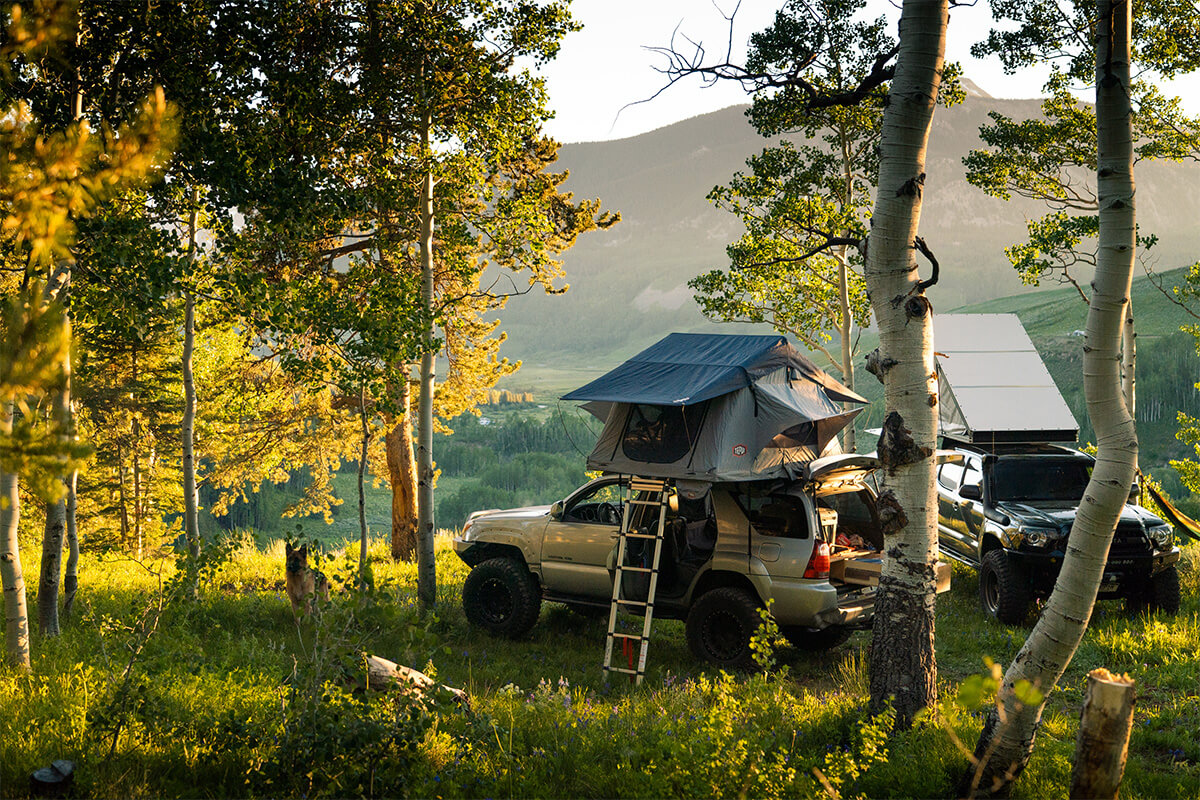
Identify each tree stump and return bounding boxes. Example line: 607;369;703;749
1070;668;1136;800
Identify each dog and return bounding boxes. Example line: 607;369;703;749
285;542;329;614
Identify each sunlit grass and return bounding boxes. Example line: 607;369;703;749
1;535;1197;798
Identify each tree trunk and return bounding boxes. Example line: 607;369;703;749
38;500;65;636
117;441;130;549
386;376;419;561
837;246;856;453
1122;296;1135;417
966;2;1138;795
1070;669;1136;800
0;402;30;670
863;0;948;727
132;347;143;559
39;264;73;636
182;187;201;599
62;468;78;620
416;134;438;612
358;383;370;572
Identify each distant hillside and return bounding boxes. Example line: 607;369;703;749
954;265;1200;481
494;95;1200;372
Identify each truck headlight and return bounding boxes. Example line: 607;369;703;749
1147;524;1174;549
1018;526;1057;549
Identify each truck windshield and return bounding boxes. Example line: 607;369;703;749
992;457;1091;502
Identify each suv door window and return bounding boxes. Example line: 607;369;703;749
563;480;624;524
962;458;983;494
938;462;965;491
737;491;809;539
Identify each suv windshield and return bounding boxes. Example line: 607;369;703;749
993;457;1091;502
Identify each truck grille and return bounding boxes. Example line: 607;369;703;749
1109;523;1149;558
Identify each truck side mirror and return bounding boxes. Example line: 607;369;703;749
960;484;982;501
550;501;564;519
1129;478;1140;504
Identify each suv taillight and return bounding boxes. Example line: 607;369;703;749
804;541;831;579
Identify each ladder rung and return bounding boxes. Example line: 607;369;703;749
628;499;666;506
606;668;642;677
623;532;660;540
615;599;652;609
619;566;655;574
610;632;648;642
630;479;667;490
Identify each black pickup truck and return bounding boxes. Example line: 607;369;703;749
935;441;1181;623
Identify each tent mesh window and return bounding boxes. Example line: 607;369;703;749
621;402;707;463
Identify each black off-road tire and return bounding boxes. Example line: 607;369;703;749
685;587;762;671
782;625;854;651
980;550;1031;625
462;557;541;638
1127;565;1181;616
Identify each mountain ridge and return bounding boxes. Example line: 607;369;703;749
495;96;1200;372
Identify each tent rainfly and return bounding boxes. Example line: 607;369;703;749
562;333;866;481
932;313;1079;444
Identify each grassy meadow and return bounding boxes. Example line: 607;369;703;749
2;531;1197;799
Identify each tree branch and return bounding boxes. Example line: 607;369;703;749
913;236;939;292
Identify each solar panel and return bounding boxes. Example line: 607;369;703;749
932;314;1078;444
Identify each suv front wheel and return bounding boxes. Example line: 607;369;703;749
462;557;541;638
1127;565;1181;616
685;587;762;671
980;550;1031;625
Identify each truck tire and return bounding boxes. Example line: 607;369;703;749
1128;565;1181;616
782;625;854;651
462;557;541;638
686;587;762;671
980;550;1030;625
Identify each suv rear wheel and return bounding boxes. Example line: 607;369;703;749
462;557;541;638
980;550;1031;625
782;625;854;651
686;587;762;671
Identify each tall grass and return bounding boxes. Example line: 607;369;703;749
1;537;1197;798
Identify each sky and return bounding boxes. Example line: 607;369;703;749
536;0;1200;144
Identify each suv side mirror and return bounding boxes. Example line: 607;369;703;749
960;484;982;501
1129;478;1140;504
550;501;564;519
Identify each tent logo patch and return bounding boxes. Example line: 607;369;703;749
732;444;748;457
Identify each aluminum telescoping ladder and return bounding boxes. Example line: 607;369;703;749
602;476;671;685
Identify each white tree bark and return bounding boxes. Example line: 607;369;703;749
416;110;438;612
38;501;65;636
1122;296;1135;416
62;467;78;620
39;266;72;636
837;246;856;453
182;187;200;599
0;401;30;670
863;0;948;726
358;383;370;572
967;2;1138;795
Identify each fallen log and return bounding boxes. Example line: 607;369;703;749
355;654;470;710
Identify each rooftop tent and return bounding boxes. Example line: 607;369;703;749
562;333;866;481
932;314;1078;444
